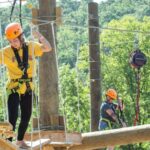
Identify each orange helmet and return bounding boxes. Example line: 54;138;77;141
5;22;23;40
106;89;117;100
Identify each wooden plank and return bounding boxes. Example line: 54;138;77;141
24;131;82;145
0;122;13;131
43;145;55;150
0;138;17;150
69;124;150;150
3;131;15;138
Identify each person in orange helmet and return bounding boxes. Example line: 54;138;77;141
1;22;52;149
99;89;123;150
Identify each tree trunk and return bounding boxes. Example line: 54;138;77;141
88;2;101;131
38;0;59;127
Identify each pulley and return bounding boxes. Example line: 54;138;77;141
129;49;147;69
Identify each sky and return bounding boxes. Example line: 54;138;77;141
0;0;20;8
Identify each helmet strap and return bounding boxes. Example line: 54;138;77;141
18;34;25;43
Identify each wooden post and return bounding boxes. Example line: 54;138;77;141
88;2;101;131
38;0;59;127
56;7;62;25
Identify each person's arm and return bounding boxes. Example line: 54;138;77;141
32;30;52;52
117;98;125;111
106;109;119;123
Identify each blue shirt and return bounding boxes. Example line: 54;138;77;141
100;100;117;122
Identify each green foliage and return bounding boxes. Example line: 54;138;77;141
59;62;90;132
58;15;150;149
0;1;150;149
99;0;150;25
100;16;150;149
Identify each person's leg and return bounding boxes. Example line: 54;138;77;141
99;121;114;150
17;92;32;141
7;93;20;141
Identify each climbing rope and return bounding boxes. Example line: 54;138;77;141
0;20;9;122
134;68;141;126
30;24;42;150
10;0;23;26
129;49;147;125
51;21;69;143
75;42;82;133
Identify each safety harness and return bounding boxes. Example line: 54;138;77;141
100;118;112;129
100;100;127;129
9;43;32;94
100;102;117;129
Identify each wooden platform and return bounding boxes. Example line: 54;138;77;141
24;130;82;149
1;123;149;150
19;139;51;150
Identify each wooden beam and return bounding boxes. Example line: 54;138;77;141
69;124;150;150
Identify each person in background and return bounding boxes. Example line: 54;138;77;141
99;89;124;150
0;22;52;149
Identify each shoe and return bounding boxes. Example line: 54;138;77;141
16;140;30;149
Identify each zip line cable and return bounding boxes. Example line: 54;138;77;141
0;12;150;35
